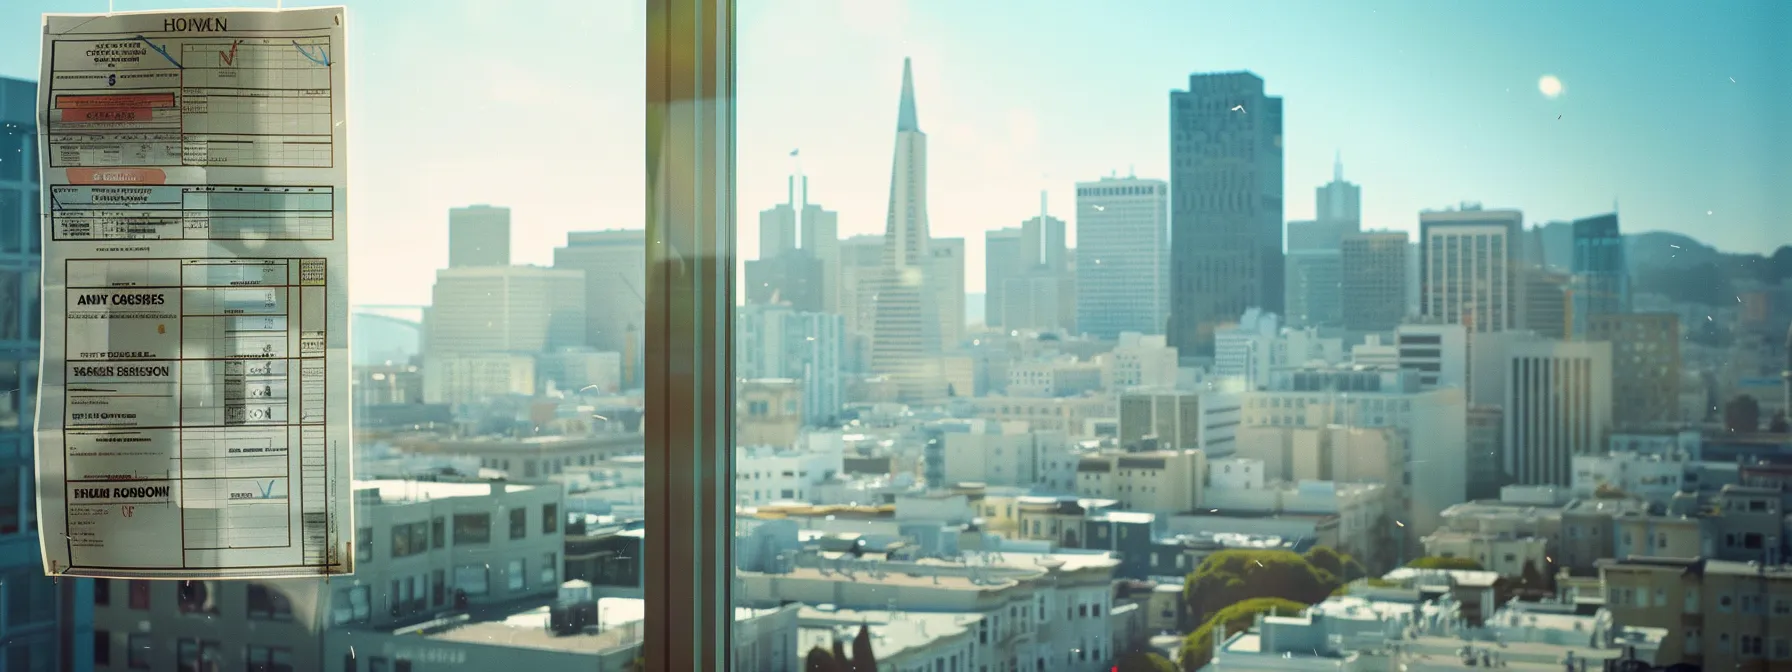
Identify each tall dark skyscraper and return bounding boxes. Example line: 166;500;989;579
1569;213;1628;339
1169;72;1284;356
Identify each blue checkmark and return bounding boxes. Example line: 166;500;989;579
257;480;277;498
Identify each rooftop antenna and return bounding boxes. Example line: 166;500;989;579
1334;149;1343;182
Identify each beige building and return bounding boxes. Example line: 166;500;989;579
965;394;1115;437
738;378;803;447
1420;529;1549;577
1600;557;1792;669
1233;425;1402;487
1075;450;1206;515
396;434;642;482
1556;497;1650;573
422;352;536;404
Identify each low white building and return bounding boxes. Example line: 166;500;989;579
1570;451;1689;503
1100;332;1179;390
942;421;1078;492
1008;356;1104;397
735;432;845;506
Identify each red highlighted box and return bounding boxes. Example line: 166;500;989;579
61;108;154;122
66;168;167;185
55;93;175;109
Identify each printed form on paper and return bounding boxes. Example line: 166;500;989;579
35;7;353;579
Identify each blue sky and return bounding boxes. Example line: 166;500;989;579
3;0;1787;305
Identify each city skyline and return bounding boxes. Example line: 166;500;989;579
4;0;1785;306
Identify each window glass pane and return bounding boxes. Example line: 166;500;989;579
736;3;1786;672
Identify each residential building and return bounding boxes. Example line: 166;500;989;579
1599;557;1792;669
736;433;845;505
964;395;1116;438
1569;213;1629;338
1420;528;1549;578
1075;450;1208;514
1570;450;1689;503
1075;177;1170;338
1589;312;1681;431
1117;389;1242;455
448;204;511;267
1169;71;1284;356
92;480;564;672
1007;356;1103;398
942;422;1076;492
1340;231;1409;332
737;549;1120;671
737;304;845;426
869;59;945;400
739;379;804;448
1503;339;1614;486
552;230;646;355
1419;206;1523;333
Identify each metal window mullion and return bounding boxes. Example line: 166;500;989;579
645;0;734;669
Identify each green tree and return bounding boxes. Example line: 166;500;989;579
1725;394;1761;433
1406;556;1484;571
852;624;878;671
805;646;843;672
1177;597;1306;671
1303;546;1366;583
1181;549;1340;627
1116;651;1178;672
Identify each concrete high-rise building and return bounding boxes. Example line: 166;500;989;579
998;197;1074;333
1589;313;1680;431
983;228;1021;327
1465;405;1506;500
1285;220;1343;253
738;304;845;426
1315;152;1361;233
448;204;511;268
1076;177;1169;338
1214;309;1278;391
931;237;965;350
426;266;586;355
1169;72;1284;356
552;230;646;352
1340;231;1408;332
1396;322;1467;390
836;234;884;372
1521;267;1570;339
1569;213;1629;339
0;75;66;671
751;176;840;314
1420;206;1523;333
1283;249;1341;329
1503;338;1613;486
869;59;944;400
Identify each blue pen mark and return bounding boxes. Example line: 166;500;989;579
257;480;277;498
293;42;330;66
134;36;182;69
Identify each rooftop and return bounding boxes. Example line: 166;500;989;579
424;597;774;655
355;479;534;505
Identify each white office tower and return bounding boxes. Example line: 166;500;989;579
931;237;966;350
1395;322;1467;389
1501;337;1613;486
448;204;511;268
552;230;647;352
426;266;586;355
1214;309;1278;391
737;304;845;427
836;234;884;372
869;59;945;400
1419;206;1524;332
1075;176;1169;339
